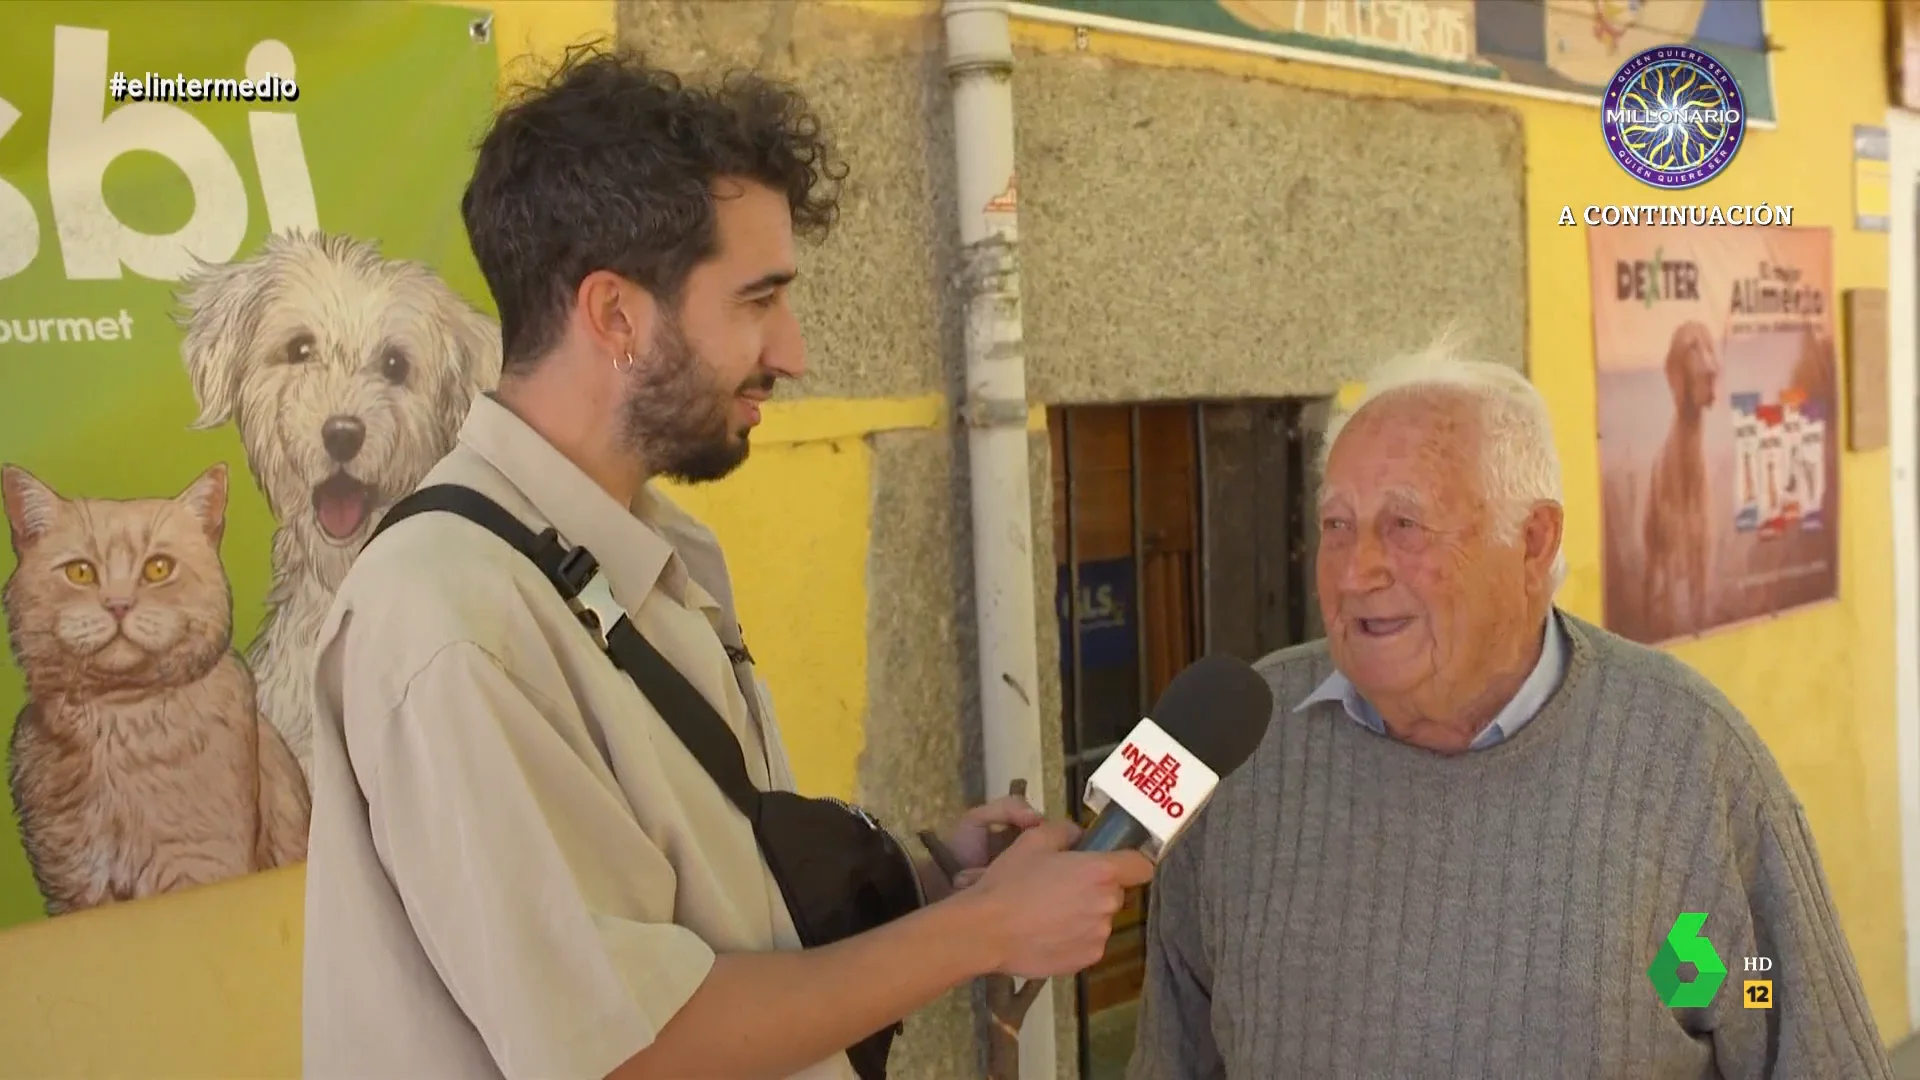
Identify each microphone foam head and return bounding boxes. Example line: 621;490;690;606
1150;654;1273;778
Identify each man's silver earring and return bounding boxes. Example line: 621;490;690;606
614;351;635;373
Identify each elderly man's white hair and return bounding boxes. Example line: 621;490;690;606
1318;334;1569;591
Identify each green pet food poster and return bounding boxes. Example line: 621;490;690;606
0;0;501;929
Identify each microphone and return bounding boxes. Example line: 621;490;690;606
1075;654;1272;858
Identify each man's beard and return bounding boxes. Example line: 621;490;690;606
618;313;772;484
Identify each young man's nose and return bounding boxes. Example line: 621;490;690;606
762;305;807;380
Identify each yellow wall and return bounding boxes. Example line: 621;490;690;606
669;393;1056;799
0;0;1908;1074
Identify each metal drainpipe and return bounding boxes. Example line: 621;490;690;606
942;2;1058;1078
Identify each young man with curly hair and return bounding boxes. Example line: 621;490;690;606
301;45;1149;1080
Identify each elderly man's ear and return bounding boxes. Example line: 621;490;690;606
1522;502;1565;587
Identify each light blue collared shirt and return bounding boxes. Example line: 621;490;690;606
1293;612;1569;749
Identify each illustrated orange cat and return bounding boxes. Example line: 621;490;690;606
1;462;310;916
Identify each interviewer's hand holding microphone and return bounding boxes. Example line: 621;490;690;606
923;655;1274;1078
916;789;1152;972
957;815;1154;976
611;654;1265;1080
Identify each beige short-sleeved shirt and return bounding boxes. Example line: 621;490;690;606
302;394;857;1080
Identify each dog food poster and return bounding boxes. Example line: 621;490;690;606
1590;225;1840;646
0;1;501;929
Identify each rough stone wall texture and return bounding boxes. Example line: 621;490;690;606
1012;49;1529;401
615;0;956;399
608;2;1528;406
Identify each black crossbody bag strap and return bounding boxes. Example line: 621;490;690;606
366;484;762;818
368;484;911;1080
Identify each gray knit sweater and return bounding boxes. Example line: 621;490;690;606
1126;612;1892;1079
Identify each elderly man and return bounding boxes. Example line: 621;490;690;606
1126;346;1891;1078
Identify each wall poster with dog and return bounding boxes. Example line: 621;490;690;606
1591;225;1840;646
0;1;501;930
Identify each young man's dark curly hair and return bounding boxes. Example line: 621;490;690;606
461;43;847;372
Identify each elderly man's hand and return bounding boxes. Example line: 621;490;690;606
940;794;1047;871
917;794;1051;901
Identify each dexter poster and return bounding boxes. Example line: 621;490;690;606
1591;226;1839;645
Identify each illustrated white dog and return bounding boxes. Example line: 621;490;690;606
176;230;501;774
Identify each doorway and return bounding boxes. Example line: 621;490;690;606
1048;398;1326;1077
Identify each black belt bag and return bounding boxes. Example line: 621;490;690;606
367;485;923;1080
